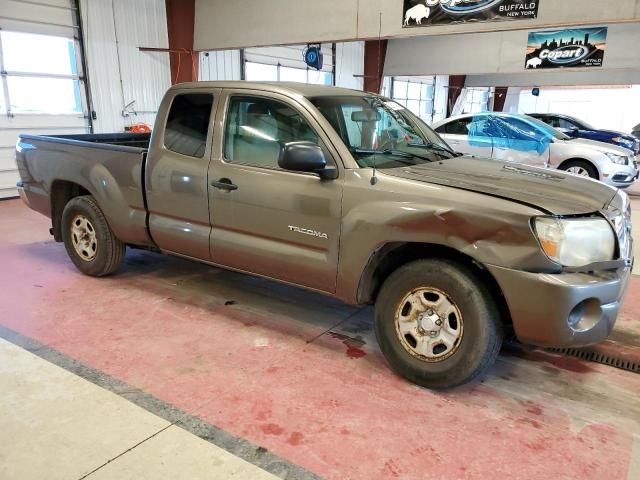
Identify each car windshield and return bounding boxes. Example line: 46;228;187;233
310;95;456;168
519;115;570;141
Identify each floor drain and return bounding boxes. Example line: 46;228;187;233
547;347;640;374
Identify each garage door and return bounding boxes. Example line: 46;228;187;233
0;0;90;198
244;44;334;84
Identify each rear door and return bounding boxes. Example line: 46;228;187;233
146;88;220;260
207;90;343;293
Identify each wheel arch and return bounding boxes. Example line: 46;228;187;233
557;158;600;180
357;242;513;331
50;180;93;241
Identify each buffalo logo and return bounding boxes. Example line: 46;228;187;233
439;0;503;15
404;4;431;25
540;45;590;65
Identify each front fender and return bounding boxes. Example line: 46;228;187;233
335;171;556;304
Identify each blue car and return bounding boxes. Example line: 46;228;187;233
528;113;640;156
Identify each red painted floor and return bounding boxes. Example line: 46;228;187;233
2;198;639;479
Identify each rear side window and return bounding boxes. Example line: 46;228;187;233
164;93;214;157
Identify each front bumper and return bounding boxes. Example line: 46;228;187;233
601;162;638;187
487;264;632;348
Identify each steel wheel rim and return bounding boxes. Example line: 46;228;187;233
566;166;590;177
394;287;464;362
70;214;98;261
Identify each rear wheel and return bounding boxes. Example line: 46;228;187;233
374;259;503;389
560;160;598;179
61;195;125;276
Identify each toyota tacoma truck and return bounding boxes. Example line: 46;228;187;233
16;82;634;389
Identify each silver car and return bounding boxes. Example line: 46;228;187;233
433;113;638;188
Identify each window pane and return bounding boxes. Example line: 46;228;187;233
407;82;422;100
164;94;213;158
280;66;307;83
422;84;433;100
224;96;319;169
1;31;77;75
393;80;407;99
308;70;332;85
406;99;420;116
245;62;278;81
7;76;81;114
419;101;432;120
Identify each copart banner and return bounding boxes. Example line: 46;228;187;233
402;0;539;27
525;27;608;70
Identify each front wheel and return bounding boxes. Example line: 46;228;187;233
375;259;503;389
61;195;125;276
560;160;599;179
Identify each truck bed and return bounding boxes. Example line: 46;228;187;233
19;132;151;152
16;132;153;248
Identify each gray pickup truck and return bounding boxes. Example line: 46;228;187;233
16;81;633;389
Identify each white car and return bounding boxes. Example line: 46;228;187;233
433;113;638;189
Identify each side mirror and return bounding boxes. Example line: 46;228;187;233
278;142;337;180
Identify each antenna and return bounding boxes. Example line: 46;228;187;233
370;10;382;187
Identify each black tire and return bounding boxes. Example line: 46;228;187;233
560;159;599;180
374;259;503;389
61;195;125;276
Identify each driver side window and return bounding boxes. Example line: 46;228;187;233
224;96;320;170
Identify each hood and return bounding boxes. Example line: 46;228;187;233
562;137;635;156
583;128;634;140
382;157;617;215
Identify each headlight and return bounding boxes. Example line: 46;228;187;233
534;217;615;267
605;152;627;165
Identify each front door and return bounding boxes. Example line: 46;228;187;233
439;117;493;159
489;116;550;168
208;91;343;293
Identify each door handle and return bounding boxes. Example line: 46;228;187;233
210;178;238;191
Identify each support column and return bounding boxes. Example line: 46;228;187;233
363;40;388;94
493;87;509;112
165;0;198;84
447;75;466;116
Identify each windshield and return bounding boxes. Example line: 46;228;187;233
310;95;456;168
570;117;594;130
519;115;570;141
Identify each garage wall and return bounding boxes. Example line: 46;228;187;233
466;70;640;88
0;0;89;198
194;0;640;50
384;22;640;77
80;0;171;133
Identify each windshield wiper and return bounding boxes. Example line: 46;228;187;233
352;148;433;162
407;142;457;157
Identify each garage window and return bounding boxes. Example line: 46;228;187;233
245;61;333;86
390;77;435;123
0;31;82;114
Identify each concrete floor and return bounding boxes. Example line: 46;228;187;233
1;197;639;479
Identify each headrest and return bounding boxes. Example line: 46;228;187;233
247;103;270;116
